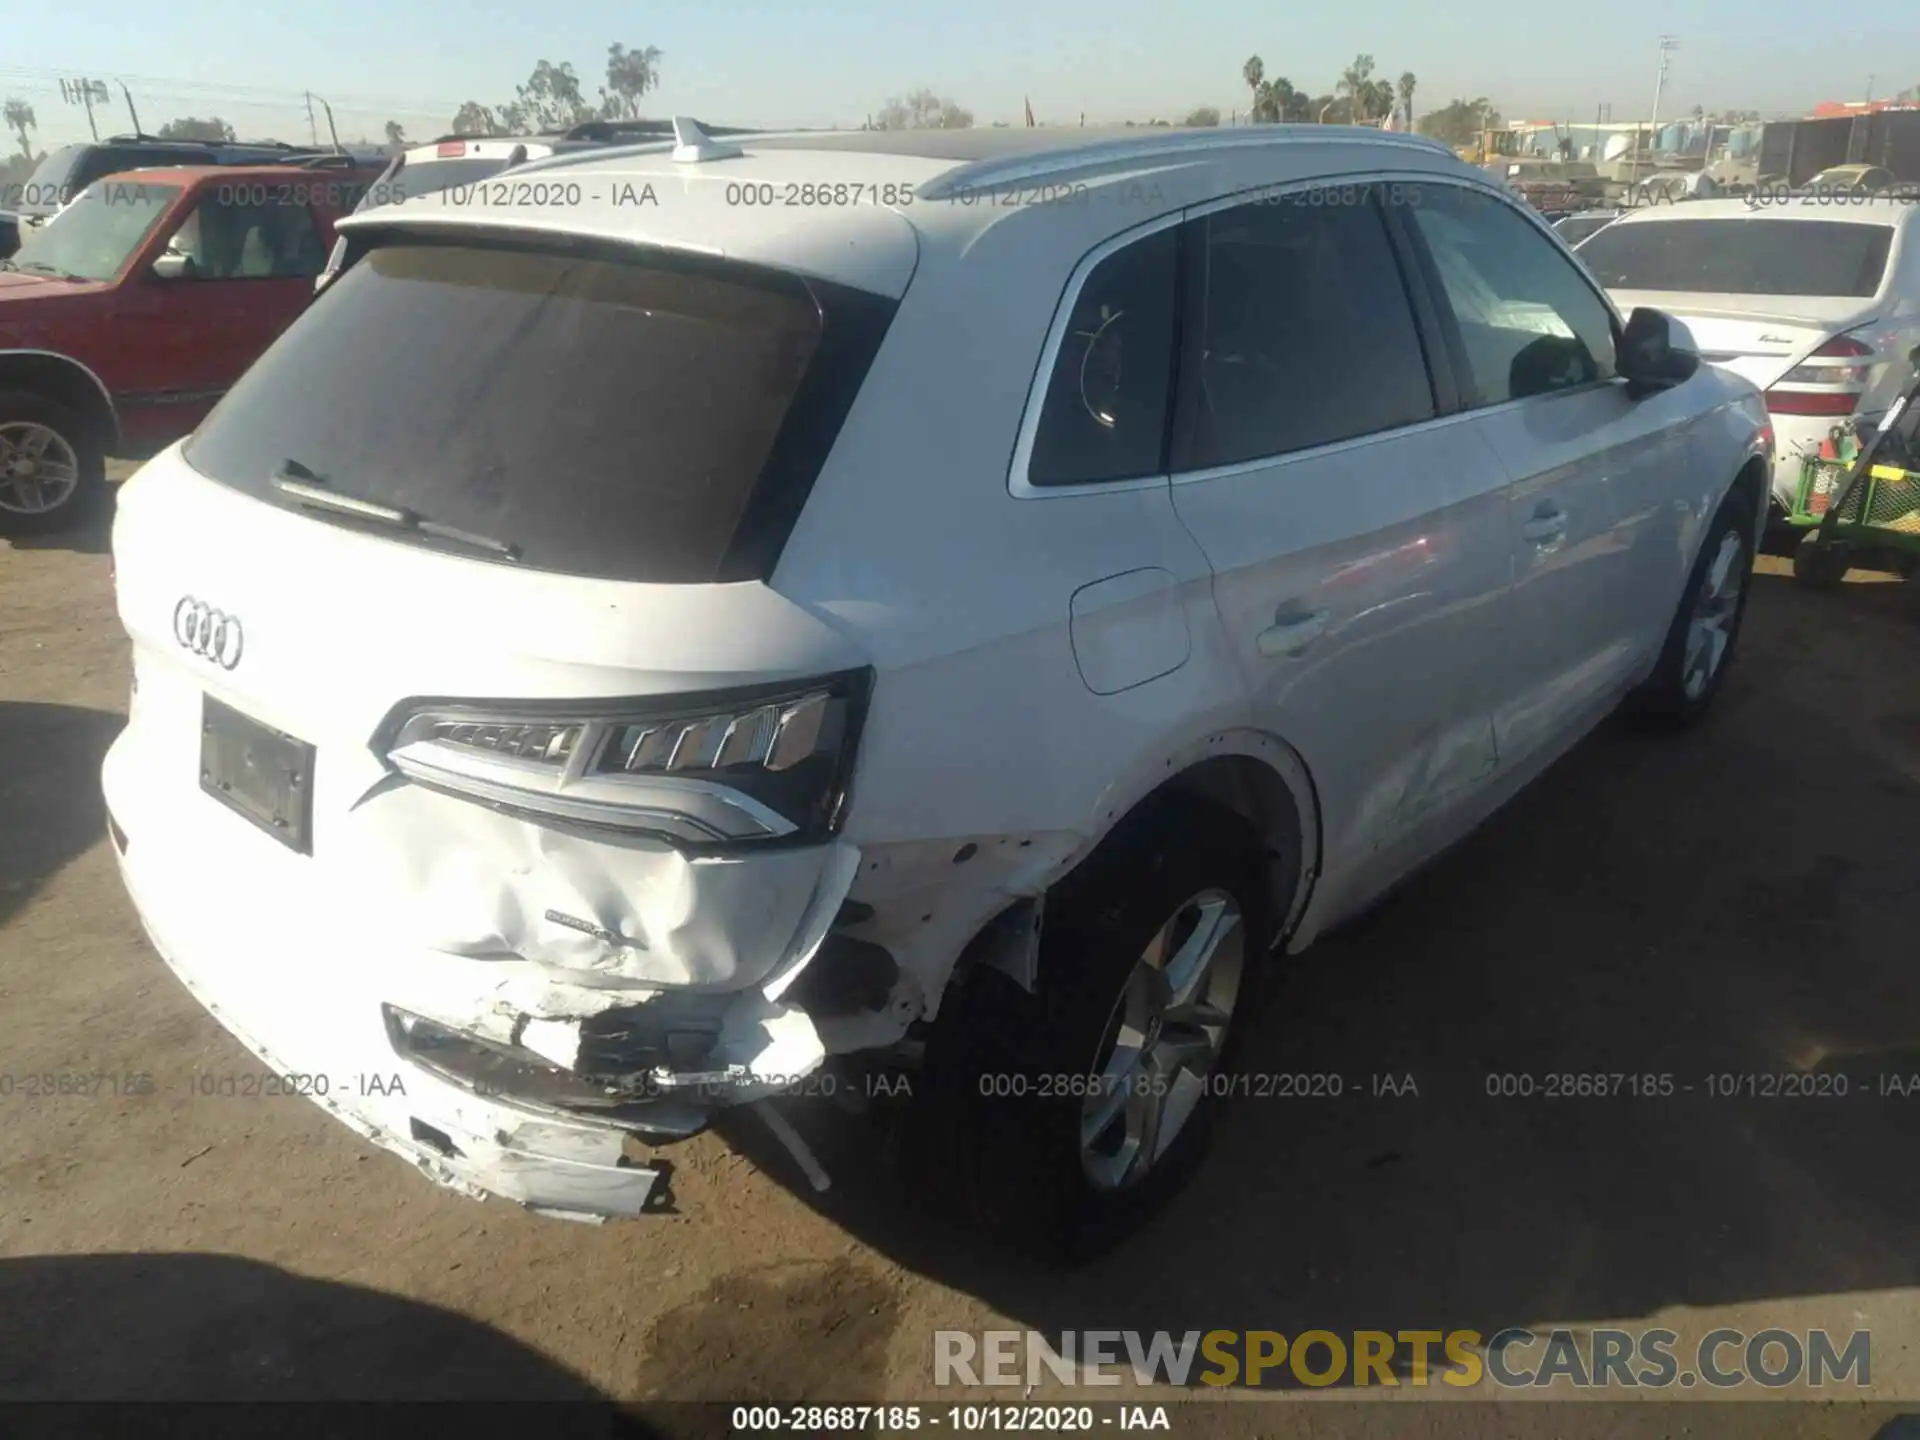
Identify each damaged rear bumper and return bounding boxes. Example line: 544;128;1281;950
102;730;863;1222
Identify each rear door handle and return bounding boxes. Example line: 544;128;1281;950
1520;508;1568;546
1256;607;1330;658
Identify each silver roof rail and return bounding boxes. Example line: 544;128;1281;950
503;128;849;178
917;124;1459;201
670;116;744;164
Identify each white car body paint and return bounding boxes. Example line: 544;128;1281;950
1582;196;1920;511
105;127;1771;1219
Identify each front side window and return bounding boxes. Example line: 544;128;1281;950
1027;225;1179;487
1403;185;1618;406
1176;191;1436;470
166;192;327;280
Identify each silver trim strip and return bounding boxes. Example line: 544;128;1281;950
921;126;1457;203
1006;208;1188;501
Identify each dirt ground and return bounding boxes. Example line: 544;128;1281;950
5;467;1920;1438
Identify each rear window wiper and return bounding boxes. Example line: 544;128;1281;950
270;459;521;561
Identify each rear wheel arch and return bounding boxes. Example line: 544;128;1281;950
948;733;1323;998
0;351;119;454
1725;453;1769;541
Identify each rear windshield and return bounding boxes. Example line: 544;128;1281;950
184;237;892;583
1556;214;1616;246
1577;218;1894;298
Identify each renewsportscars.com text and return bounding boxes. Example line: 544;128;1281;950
933;1327;1870;1389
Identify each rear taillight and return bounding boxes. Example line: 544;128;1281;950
1765;391;1861;416
378;670;873;849
435;141;465;157
1766;333;1877;416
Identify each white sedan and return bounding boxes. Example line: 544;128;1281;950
1575;196;1920;516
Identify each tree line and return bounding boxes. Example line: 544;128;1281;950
450;44;664;136
1239;53;1416;127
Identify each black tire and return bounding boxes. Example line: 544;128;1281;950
907;792;1290;1260
0;388;106;538
1627;490;1756;731
1792;532;1850;590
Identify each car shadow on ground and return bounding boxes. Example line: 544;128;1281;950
0;1253;615;1402
731;568;1920;1393
0;1253;709;1435
0;702;125;930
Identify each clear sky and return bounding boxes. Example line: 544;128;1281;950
3;0;1917;148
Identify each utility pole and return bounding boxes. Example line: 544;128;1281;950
59;78;107;140
305;91;318;146
1636;34;1678;188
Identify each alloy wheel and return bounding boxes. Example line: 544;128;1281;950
0;421;82;516
1682;529;1746;700
1080;888;1244;1191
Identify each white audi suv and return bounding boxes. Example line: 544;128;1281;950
105;119;1772;1253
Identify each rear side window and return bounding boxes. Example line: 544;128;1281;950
1027;226;1179;487
1176;193;1435;469
1575;218;1894;299
1402;185;1618;406
185;238;894;583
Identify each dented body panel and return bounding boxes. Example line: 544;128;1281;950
103;129;1767;1220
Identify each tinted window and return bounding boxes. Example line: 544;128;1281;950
14;147;92;216
1179;193;1434;469
1028;226;1178;486
1405;185;1617;405
186;238;890;583
168;191;326;279
14;145;209;217
1555;214;1617;246
1576;218;1894;298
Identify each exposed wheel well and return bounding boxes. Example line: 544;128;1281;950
946;749;1319;1000
0;353;118;454
1156;754;1311;936
1729;454;1768;529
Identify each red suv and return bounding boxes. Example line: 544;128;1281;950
0;160;382;535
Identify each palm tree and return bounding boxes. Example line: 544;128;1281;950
3;98;35;160
1397;72;1417;129
1242;56;1266;122
1337;54;1377;123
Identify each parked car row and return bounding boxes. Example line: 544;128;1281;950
95;121;1770;1249
0;156;387;533
0;133;380;260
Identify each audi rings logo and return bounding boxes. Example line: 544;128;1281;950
173;597;244;670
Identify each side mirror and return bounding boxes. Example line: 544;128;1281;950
1618;306;1699;397
152;251;197;281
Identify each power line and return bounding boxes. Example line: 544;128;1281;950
0;64;480;115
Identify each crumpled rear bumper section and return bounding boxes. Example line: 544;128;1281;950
103;735;868;1221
